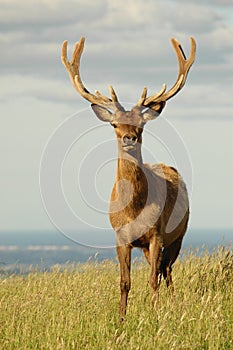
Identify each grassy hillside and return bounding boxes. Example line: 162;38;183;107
0;247;232;349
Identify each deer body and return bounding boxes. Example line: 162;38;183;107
110;158;189;249
106;112;189;320
61;36;196;321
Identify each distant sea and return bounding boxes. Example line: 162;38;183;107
0;229;232;274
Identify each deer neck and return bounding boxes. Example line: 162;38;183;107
108;142;149;230
116;144;143;180
110;142;148;226
115;144;148;207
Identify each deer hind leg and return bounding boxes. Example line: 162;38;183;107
116;244;132;322
142;245;150;265
161;237;183;288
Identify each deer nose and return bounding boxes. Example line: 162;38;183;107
122;134;138;146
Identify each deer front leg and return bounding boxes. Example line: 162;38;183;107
116;244;132;322
149;235;162;303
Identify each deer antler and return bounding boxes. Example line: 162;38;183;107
136;37;196;110
61;37;124;111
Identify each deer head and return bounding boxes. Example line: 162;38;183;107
61;37;196;156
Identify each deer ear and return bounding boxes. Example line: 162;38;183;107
142;102;166;122
91;104;113;123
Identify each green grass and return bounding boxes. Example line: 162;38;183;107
0;247;232;349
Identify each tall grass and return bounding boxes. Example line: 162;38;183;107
0;247;232;349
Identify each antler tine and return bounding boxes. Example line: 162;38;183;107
136;87;147;106
136;85;166;107
61;38;123;111
156;36;196;102
61;38;86;93
109;85;126;111
135;37;196;109
143;84;167;106
94;85;119;103
109;85;118;102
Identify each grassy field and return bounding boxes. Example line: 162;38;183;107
0;247;232;349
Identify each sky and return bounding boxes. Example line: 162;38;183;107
1;0;233;238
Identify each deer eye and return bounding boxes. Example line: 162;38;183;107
111;122;118;128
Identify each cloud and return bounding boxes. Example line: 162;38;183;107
96;0;168;30
167;85;233;121
170;3;222;34
0;0;232;121
0;1;231;70
0;0;104;28
173;0;232;6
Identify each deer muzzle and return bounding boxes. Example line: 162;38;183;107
122;134;138;151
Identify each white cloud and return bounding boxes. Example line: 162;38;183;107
99;0;168;29
1;0;232;82
173;0;232;6
203;25;233;51
171;3;222;33
0;0;104;27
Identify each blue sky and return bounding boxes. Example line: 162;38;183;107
0;0;233;234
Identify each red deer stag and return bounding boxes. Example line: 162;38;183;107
61;36;196;322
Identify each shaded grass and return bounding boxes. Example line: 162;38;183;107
0;247;232;349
